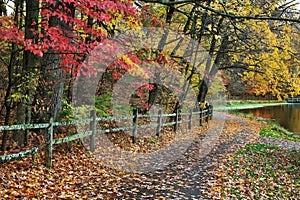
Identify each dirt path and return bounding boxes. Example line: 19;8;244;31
111;113;300;199
96;113;265;199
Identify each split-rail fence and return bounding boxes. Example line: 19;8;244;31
0;106;213;168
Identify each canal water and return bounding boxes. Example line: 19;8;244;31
237;104;300;135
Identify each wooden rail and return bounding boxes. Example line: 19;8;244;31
284;97;300;103
0;106;213;167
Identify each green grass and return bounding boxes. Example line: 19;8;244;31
215;102;287;111
236;143;280;155
229;111;257;120
260;125;300;142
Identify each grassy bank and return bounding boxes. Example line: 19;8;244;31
215;102;287;111
208;113;300;199
229;111;300;141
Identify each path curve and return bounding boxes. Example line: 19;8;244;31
104;113;300;199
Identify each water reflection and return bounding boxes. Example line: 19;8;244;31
238;104;300;135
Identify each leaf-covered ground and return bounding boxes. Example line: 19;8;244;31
0;113;299;199
208;144;300;199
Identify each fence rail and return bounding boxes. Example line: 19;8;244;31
284;97;300;103
0;106;213;167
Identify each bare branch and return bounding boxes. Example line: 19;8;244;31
140;0;300;23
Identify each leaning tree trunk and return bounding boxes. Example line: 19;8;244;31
197;34;229;104
197;79;209;103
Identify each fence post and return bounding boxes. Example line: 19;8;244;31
199;108;203;126
25;129;29;147
156;109;162;136
174;108;179;132
132;108;138;143
90;110;96;152
209;105;213;120
206;107;209;123
188;109;193;129
45;117;53;168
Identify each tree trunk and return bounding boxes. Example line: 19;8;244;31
197;35;229;103
14;0;39;145
147;83;159;110
197;79;209;103
1;0;21;150
41;2;75;121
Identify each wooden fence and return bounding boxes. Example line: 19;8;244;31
0;106;213;168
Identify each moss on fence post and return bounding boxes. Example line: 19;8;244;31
45;117;53;168
90;110;96;152
132;109;138;143
174;109;179;132
156;109;162;136
188;109;193;129
199;108;203;126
